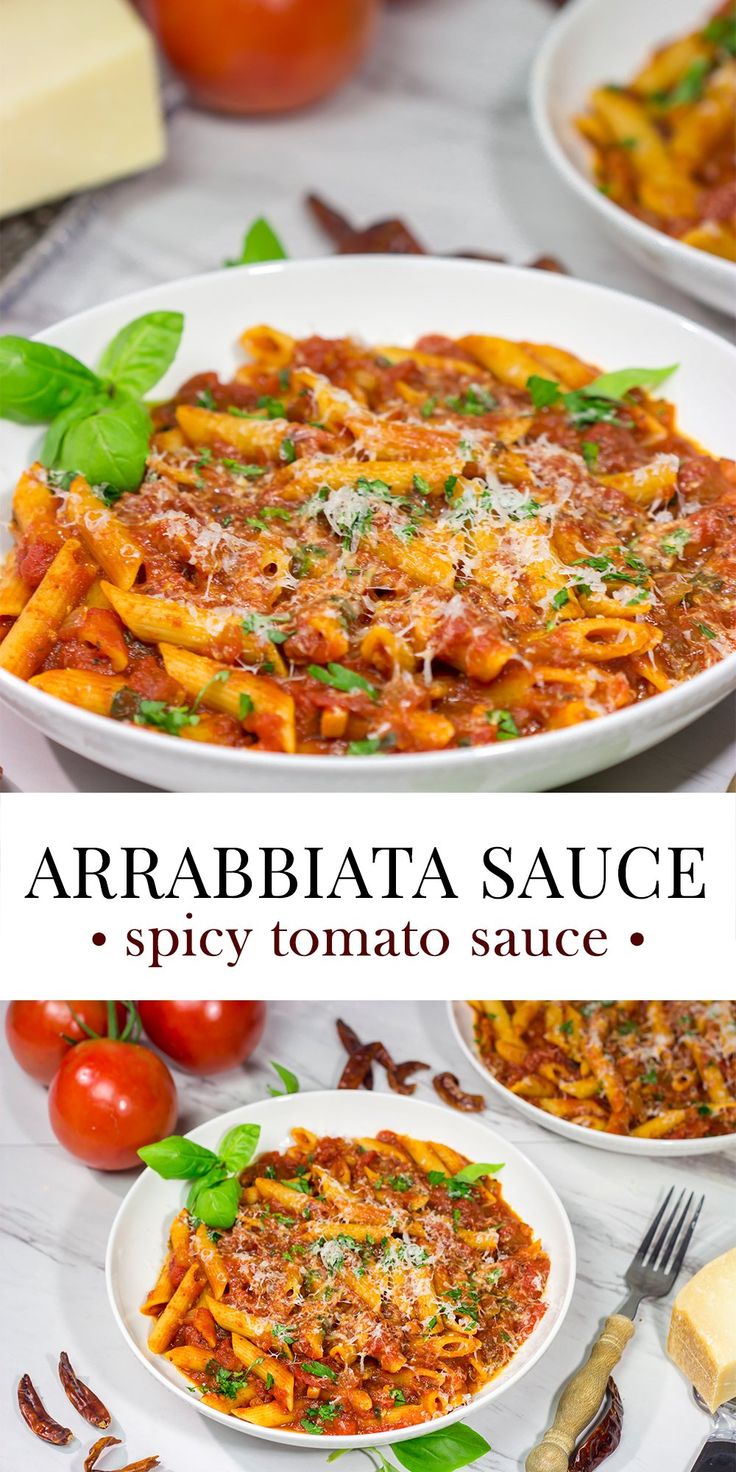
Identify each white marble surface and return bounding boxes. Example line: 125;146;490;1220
2;999;735;1472
0;0;734;793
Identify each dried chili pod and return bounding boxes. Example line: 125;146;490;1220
17;1374;73;1445
338;1041;384;1089
569;1377;623;1471
85;1436;160;1472
433;1071;485;1112
529;254;570;273
342;218;425;255
387;1059;430;1095
336;1017;373;1088
306;193;356;247
58;1351;111;1429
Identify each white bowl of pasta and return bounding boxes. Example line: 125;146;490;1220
449;1001;736;1157
105;1090;575;1448
531;0;736;316
1;255;735;792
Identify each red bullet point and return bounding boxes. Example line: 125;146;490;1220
630;932;644;947
92;932;106;947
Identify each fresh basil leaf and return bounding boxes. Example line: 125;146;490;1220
268;1060;300;1096
0;337;101;424
186;1162;229;1214
41;395;107;468
97;310;184;397
218;1123;261;1174
54;396;151;490
394;1423;491;1472
226;216;287;267
580;365;677;400
138;1136;220;1178
190;1172;243;1230
452;1162;504;1183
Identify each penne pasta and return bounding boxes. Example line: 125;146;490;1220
471;1000;736;1140
3;325;732;755
142;1124;550;1435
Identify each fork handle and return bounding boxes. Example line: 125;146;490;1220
526;1314;635;1472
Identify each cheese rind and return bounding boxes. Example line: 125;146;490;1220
667;1247;736;1411
0;0;164;218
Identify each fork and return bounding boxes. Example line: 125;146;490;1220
526;1187;705;1472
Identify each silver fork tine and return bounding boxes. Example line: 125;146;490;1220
634;1185;673;1260
658;1190;694;1273
668;1194;705;1281
647;1188;685;1267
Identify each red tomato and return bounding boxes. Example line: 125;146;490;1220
5;1000;121;1085
139;1000;266;1074
48;1040;178;1170
148;0;380;115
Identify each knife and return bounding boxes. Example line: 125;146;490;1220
689;1392;736;1472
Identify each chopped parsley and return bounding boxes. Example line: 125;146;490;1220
238;692;254;719
307;662;379;701
661;527;690;558
413;472;432;497
390;1388;407;1405
206;1362;247;1399
301;1361;337;1381
703;15;736;53
445;383;497;416
241;611;293;644
280;436;297;463
581;440;600;469
651;57;711;109
420;396;438;417
697;622;716;640
131;698;199;736
220;458;265;478
640;1069;658;1085
272;1324;296;1346
551;588;570;611
300;1402;340;1433
196;387;216;409
487;708;519;740
386;1174;413;1192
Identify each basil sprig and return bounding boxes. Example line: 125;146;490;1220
526;364;677;427
0;309;183;492
327;1421;491;1470
138;1121;260;1229
225;215;287;267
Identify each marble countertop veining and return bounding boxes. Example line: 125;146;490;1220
2;999;734;1472
0;0;734;793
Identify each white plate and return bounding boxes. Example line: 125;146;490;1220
105;1089;575;1449
2;256;735;792
531;0;736;315
449;1001;736;1158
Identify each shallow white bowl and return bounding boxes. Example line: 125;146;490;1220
105;1090;575;1449
531;0;736;316
2;256;735;791
449;1001;736;1158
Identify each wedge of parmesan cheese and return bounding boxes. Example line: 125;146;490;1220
0;0;164;218
667;1247;736;1411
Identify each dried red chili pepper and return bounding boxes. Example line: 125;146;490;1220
337;1040;384;1089
84;1435;160;1472
336;1017;374;1088
17;1374;73;1445
433;1071;485;1112
529;254;570;273
307;193;425;254
386;1058;430;1095
569;1378;623;1471
58;1351;111;1429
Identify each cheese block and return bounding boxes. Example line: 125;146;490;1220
0;0;164;218
667;1247;736;1411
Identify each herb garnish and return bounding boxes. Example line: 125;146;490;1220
0;312;184;492
139;1122;261;1229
